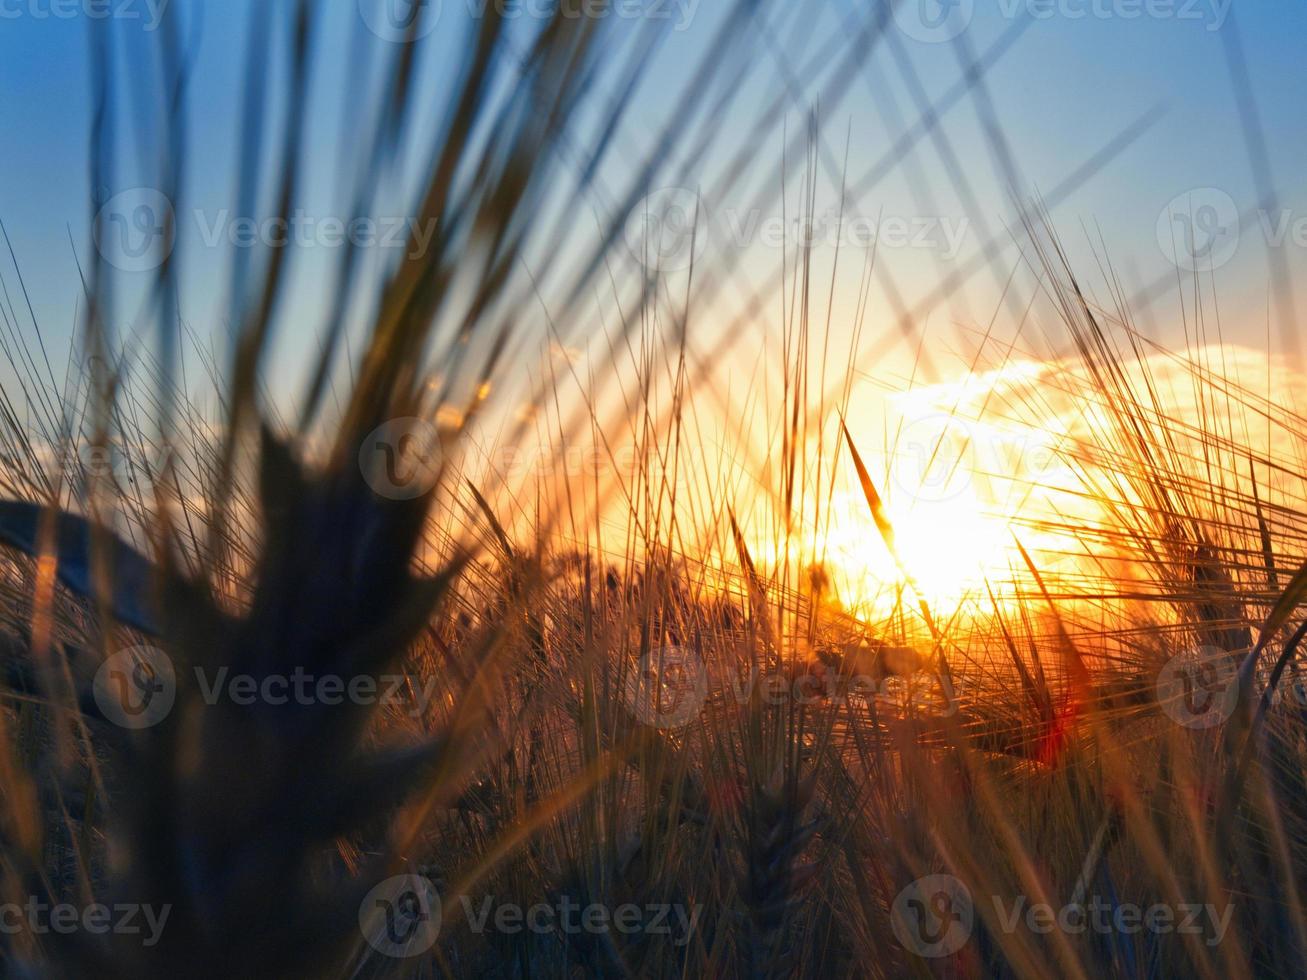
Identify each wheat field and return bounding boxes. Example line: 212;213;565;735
0;2;1304;977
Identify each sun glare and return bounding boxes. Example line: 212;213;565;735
821;489;1015;614
892;498;1015;602
815;366;1084;615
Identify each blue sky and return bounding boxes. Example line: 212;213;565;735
1;0;1304;410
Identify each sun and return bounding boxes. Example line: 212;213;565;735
821;490;1015;613
819;367;1075;614
891;497;1015;602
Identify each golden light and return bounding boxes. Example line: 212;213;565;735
815;362;1077;615
821;489;1015;615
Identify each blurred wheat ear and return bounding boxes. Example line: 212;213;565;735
0;0;793;975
